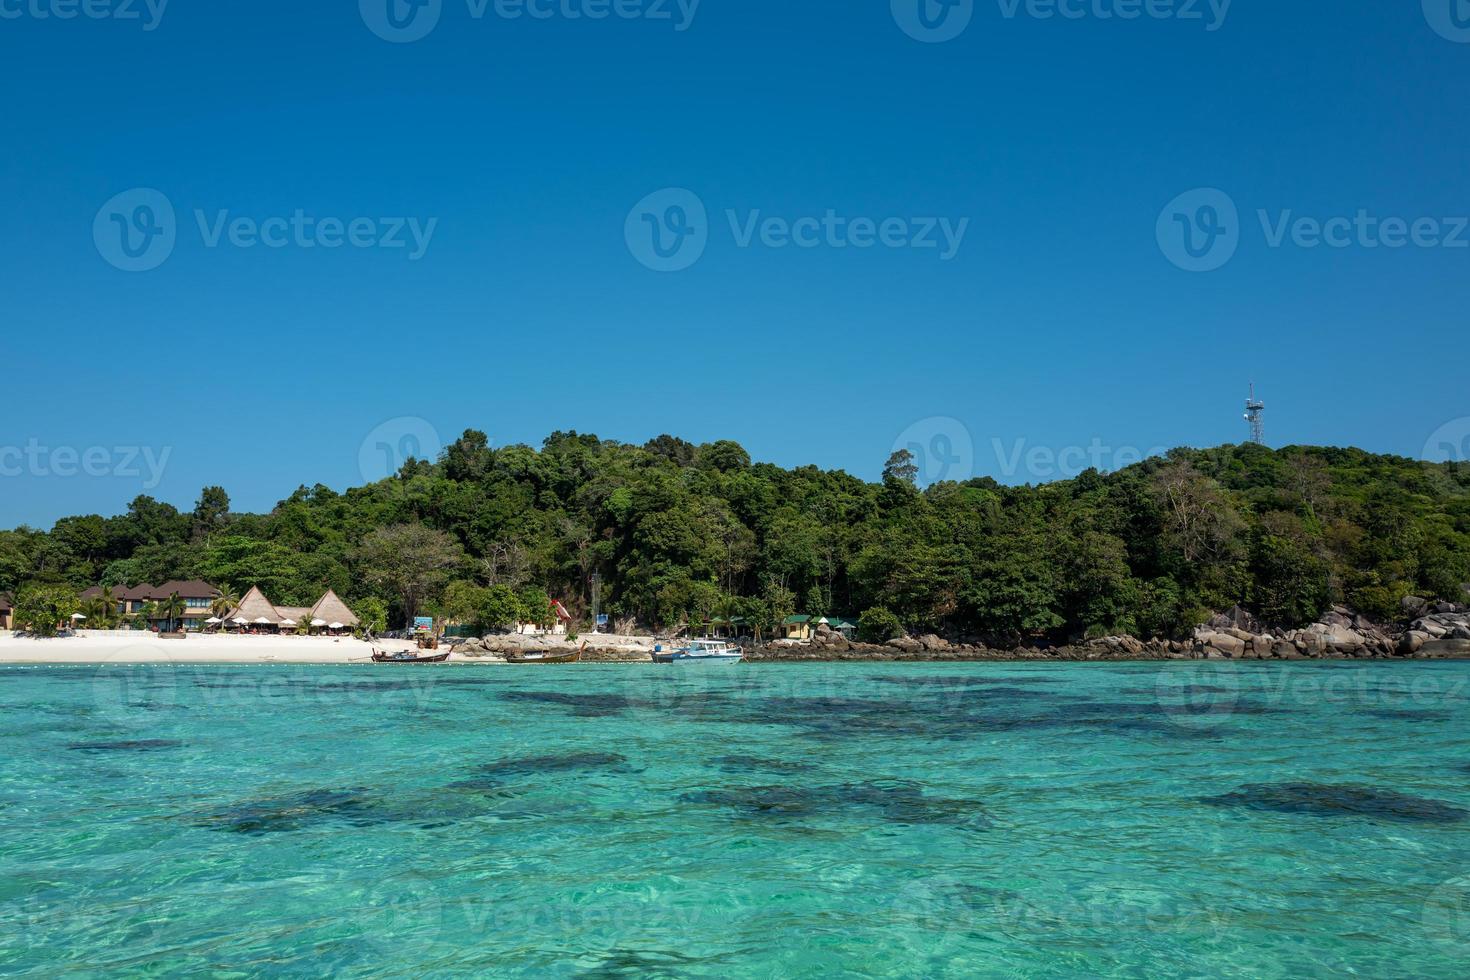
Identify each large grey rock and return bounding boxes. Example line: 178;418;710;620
1401;595;1430;620
1322;630;1365;653
1419;639;1470;658
1196;631;1246;658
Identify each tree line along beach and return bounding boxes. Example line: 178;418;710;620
2;431;1467;664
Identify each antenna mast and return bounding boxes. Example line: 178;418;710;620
1244;384;1265;444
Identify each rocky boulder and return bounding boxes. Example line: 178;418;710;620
1194;630;1246;659
1401;595;1431;620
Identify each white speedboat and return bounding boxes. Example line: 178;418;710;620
652;639;744;664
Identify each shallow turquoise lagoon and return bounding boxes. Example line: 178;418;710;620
2;661;1469;977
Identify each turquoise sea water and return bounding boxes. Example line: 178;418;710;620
2;661;1469;977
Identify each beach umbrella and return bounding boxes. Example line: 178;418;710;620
232;617;248;625
311;618;327;627
205;617;222;624
280;619;297;627
71;613;86;620
329;622;345;630
254;617;272;625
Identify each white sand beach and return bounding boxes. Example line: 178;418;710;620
0;632;425;665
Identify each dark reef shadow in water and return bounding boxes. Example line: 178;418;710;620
1363;708;1453;722
499;691;639;717
191;785;503;834
1200;783;1469;824
576;949;714;979
458;752;633;785
67;739;184;753
681;779;991;833
193;787;385;834
503;679;1272;742
709;755;819;775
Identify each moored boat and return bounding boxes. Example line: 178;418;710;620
653;639;744;664
504;650;581;665
504;641;585;665
372;649;452;664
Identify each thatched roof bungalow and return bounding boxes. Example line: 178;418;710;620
225;586;360;630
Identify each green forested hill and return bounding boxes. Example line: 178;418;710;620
3;431;1467;640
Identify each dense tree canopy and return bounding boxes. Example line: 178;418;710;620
2;432;1466;638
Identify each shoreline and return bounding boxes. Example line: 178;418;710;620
0;633;418;665
4;633;1469;666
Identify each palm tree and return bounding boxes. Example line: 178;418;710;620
134;601;157;630
211;588;239;627
98;586;118;626
157;592;186;634
80;597;109;629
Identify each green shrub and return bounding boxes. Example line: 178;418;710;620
14;585;79;637
858;606;904;644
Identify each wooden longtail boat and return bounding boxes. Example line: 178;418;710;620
504;642;584;665
372;650;452;664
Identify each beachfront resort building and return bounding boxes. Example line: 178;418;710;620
0;593;13;631
780;615;857;641
79;580;222;629
223;586;360;632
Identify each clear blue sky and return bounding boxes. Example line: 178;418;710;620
2;1;1467;528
